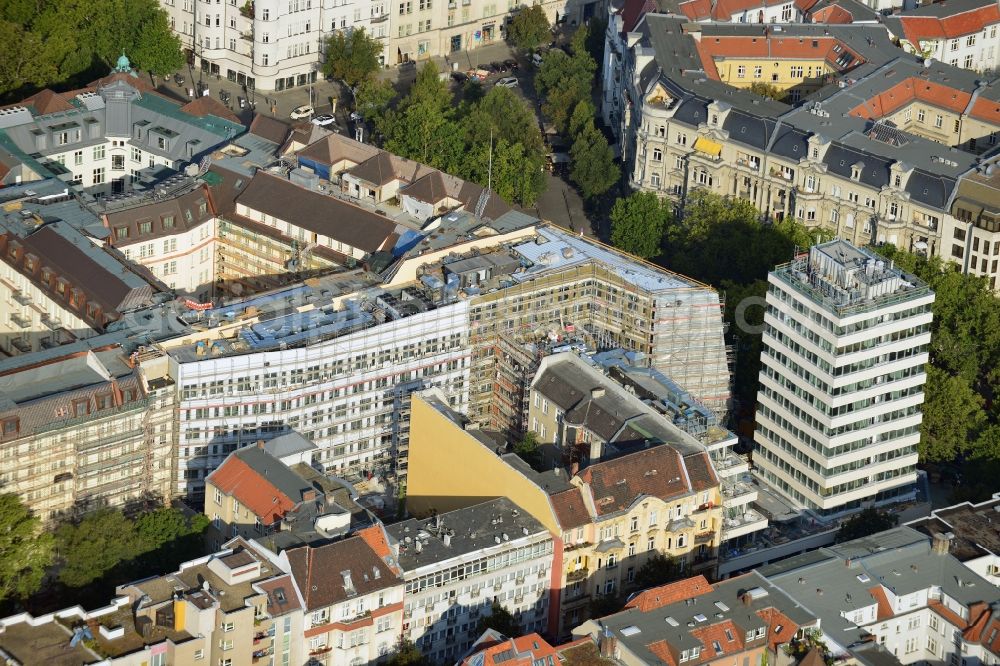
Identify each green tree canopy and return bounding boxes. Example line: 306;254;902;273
505;5;550;50
380;63;546;205
610;191;671;259
322;28;383;87
476;601;520;637
56;509;141;588
0;493;54;602
836;508;898;543
354;78;395;125
535;49;594;136
633;553;681;590
570;123;618;200
748;81;786;101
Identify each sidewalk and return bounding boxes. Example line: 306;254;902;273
376;41;516;84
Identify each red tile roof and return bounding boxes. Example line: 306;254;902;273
679;0;712;20
692;619;747;654
357;524;400;574
757;607;799;651
648;640;679;666
896;4;1000;46
625;575;713;612
206;455;296;526
179;96;243;125
869;586;894;621
459;633;558;666
693;35;865;80
811;5;854;23
22;89;75;115
844;77;1000;123
578;446;690;516
551;487;591;530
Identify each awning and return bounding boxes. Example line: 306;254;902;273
693;136;723;157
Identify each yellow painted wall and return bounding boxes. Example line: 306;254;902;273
714;59;831;92
406;394;561;534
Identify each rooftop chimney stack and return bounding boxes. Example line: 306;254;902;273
932;532;954;555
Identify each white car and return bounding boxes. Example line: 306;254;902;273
311;114;337;127
496;77;518;88
289;104;315;119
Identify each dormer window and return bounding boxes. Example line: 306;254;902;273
711;114;718;126
115;226;129;240
138;220;152;235
893;174;901;187
24;253;37;273
162;215;175;230
157;136;166;149
851;166;861;181
1;417;19;438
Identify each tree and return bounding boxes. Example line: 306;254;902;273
919;367;985;462
354;78;395;125
748;81;786;101
512;431;543;469
633;553;681;590
570;124;618;200
56;509;141;588
836;508;898;543
505;5;550;51
476;601;520;637
610;192;671;259
322;28;383;87
536;50;594;135
0;494;54;601
386;638;429;665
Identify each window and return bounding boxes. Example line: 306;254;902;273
652;148;662;162
676;133;687;146
737;65;746;78
630;516;639;531
918;109;926;123
93;145;105;160
222;621;235;632
263;7;270;18
904;638;918;654
790;65;803;77
952;244;964;259
93;167;106;185
162;215;175;230
888;202;899;218
650;173;661;188
648;510;657;526
934;114;943;128
967;34;977;46
805;175;816;192
647;535;655;550
754;65;762;78
112;154;125;171
73;150;83;165
194;649;204;660
950;38;959;51
903;109;912;123
964;54;974;69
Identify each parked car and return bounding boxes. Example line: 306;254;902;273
311;114;337;127
496;76;518;88
503;59;518;71
350;111;363;122
290;104;315;119
531;53;544;67
174;73;185;85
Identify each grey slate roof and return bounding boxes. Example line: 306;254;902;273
387;498;548;571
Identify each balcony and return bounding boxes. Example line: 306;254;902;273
11;290;31;306
712;453;749;477
695;531;715;545
239;1;254;18
10;313;31;329
10;338;32;353
371;12;389;21
566;567;589;583
721;508;769;541
722;480;758;507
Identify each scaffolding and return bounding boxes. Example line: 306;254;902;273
467;259;733;431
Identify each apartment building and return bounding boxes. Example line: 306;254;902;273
944;160;1000;290
677;0;805;24
102;181;217;299
0;57;242;195
160;270;471;500
604;15;1000;286
160;0;390;92
907;493;1000;587
205;433;376;550
885;0;1000;73
0;217;157;356
573;571;820;666
283;528;404;664
0;538;306;665
760;526;1000;666
388;498;555;663
755;240;934;518
404;391;726;638
0;349;174;521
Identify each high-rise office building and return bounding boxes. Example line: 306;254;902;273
754;240;934;517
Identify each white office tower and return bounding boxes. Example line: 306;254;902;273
754;240;934;519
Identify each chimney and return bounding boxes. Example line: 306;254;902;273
599;633;618;657
415;540;422;553
741;593;753;606
590;439;603;463
932;532;954;555
302;489;317;502
443;533;452;547
257;439;266;449
591;387;606;399
570;461;580;477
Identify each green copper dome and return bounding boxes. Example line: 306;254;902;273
114;51;131;73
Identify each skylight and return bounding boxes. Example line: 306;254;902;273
694;614;708;623
621;626;642;637
856;573;871;583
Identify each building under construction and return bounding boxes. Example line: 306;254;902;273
414;226;733;439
